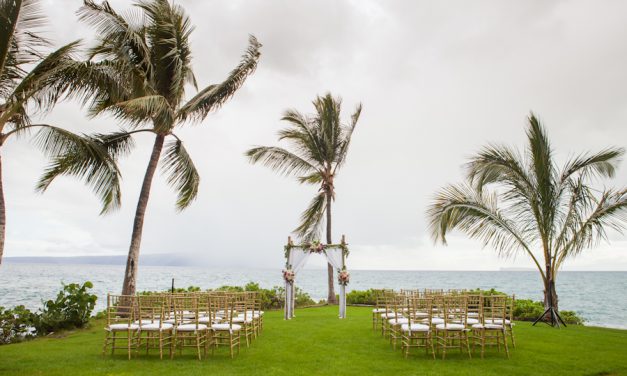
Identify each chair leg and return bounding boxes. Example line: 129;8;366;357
465;331;471;359
509;325;516;348
503;329;510;359
102;332;109;357
127;330;132;360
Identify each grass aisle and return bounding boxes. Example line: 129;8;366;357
1;306;626;375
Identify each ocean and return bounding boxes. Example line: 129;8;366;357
1;263;625;329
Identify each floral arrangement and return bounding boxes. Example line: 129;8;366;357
308;240;325;253
337;269;350;286
282;269;295;283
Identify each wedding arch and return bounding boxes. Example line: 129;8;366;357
283;235;350;319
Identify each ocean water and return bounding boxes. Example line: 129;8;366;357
1;263;625;329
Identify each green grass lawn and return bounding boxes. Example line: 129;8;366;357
1;305;626;375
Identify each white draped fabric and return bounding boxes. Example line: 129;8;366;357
285;249;311;319
325;248;346;319
284;247;347;319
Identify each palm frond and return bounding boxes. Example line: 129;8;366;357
427;184;543;272
4;40;82;125
293;191;327;242
32;125;122;214
560;147;624;183
161;138;199;210
334;102;362;170
556;188;627;268
105;95;174;131
245;146;318;178
0;0;48;79
177;35;261;123
526;113;558;238
78;0;151;77
297;171;323;185
91;130;136;159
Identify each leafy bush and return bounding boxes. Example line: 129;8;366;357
35;281;97;334
0;305;37;344
138;282;318;310
346;289;377;305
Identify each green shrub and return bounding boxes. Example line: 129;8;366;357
346;289;376;305
34;281;97;334
0;305;37;344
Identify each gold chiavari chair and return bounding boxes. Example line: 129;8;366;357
503;294;516;348
245;292;263;338
211;296;241;358
471;295;510;359
102;294;139;360
171;295;208;360
136;294;173;359
371;289;390;331
465;294;482;328
387;293;409;350
380;290;397;337
232;293;254;347
401;296;435;359
434;295;471;359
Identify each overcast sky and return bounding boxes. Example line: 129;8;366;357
3;0;626;271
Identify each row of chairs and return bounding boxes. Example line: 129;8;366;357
102;291;264;360
372;289;515;359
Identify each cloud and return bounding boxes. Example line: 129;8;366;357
3;0;626;271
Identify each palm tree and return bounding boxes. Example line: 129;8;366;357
70;0;261;296
0;0;121;264
246;93;362;304
428;113;627;325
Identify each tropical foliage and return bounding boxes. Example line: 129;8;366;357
0;0;121;264
246;93;361;303
0;281;97;344
427;114;627;320
60;0;261;296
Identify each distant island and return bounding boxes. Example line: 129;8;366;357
3;254;195;267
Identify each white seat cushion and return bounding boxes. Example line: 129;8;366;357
468;312;479;318
472;323;504;330
436;323;466;331
198;317;222;324
163;318;176;324
141;323;173;331
485;319;511;325
465;318;479;325
176;324;207;332
107;323;139;331
211;323;241;332
232;317;253;324
388;318;409;325
372;308;387;313
247;310;264;316
424;317;444;325
413;312;429;318
134;319;158;325
401;323;430;332
380;312;397;318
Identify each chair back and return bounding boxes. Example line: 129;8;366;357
105;294;136;327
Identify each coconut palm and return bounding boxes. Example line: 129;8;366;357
68;0;261;296
0;0;121;264
246;93;362;304
428;113;627;325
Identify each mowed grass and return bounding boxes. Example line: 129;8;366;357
1;305;626;376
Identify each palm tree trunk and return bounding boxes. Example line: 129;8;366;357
543;271;559;312
0;151;5;266
326;191;337;304
121;134;165;296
